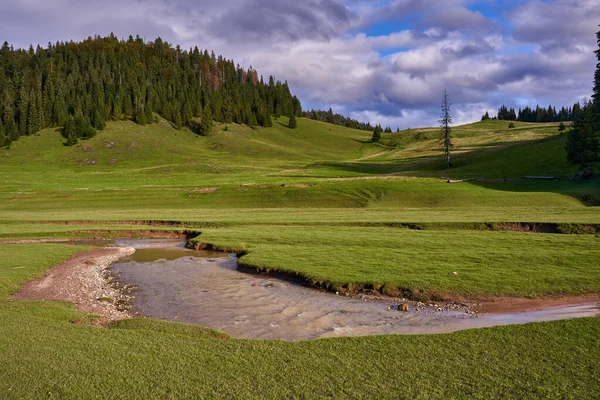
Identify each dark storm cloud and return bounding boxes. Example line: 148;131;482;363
206;0;353;42
440;42;493;58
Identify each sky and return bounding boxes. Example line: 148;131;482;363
1;0;598;128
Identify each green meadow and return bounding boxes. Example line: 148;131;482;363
1;116;599;398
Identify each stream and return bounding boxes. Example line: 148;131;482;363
106;239;600;341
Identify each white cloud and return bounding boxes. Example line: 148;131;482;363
0;0;596;129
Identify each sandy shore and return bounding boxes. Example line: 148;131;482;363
12;246;136;325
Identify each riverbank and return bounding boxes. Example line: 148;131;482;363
12;246;135;324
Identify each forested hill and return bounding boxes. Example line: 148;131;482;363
0;34;301;147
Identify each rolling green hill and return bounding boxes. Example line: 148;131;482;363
0;116;597;220
1;116;599;398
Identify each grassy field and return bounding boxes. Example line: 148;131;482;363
193;226;600;299
0;244;599;399
1;117;599;397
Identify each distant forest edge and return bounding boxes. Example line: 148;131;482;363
0;33;302;147
482;102;583;123
302;108;379;132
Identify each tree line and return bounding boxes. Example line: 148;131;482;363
0;34;301;147
303;108;388;132
481;103;584;123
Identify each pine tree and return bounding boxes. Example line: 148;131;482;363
288;113;297;129
199;106;213;136
263;109;273;127
593;27;600;127
326;108;335;124
76;115;96;139
63;117;77;146
173;112;183;130
566;28;600;165
371;125;382;142
439;90;453;168
0;132;9;147
0;123;7;147
6;119;18;142
566;102;599;165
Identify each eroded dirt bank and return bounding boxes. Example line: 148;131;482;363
472;294;600;314
190;240;600;314
12;247;135;324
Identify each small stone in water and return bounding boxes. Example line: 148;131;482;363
398;303;409;312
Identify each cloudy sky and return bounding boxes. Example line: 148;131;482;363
1;0;598;128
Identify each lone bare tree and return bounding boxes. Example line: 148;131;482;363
439;89;453;168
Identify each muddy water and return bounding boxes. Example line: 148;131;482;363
109;240;600;341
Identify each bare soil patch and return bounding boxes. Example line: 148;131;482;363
12;247;135;324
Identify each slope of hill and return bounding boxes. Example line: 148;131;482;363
0;117;598;221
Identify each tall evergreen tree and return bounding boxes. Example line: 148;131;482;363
5;119;18;142
566;28;600;165
439;90;453;168
566;102;598;165
63;117;77;146
288;113;297;129
371;125;382;143
593;27;600;128
199;106;213;136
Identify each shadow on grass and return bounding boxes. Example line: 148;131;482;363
276;122;294;129
349;138;375;144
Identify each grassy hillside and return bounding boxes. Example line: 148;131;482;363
1;117;599;397
0;117;598;221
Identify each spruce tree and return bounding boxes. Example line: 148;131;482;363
566;28;600;165
0;133;9;147
6;119;18;142
371;125;382;142
199;106;213;136
63;117;77;146
0;123;7;147
439;89;453;168
288;113;297;129
326;108;335;124
566;102;599;165
263;109;273;127
593;27;600;127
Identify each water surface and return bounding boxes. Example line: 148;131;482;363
109;240;600;341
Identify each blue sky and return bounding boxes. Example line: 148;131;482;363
0;0;597;128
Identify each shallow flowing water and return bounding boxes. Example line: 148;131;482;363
108;240;600;341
